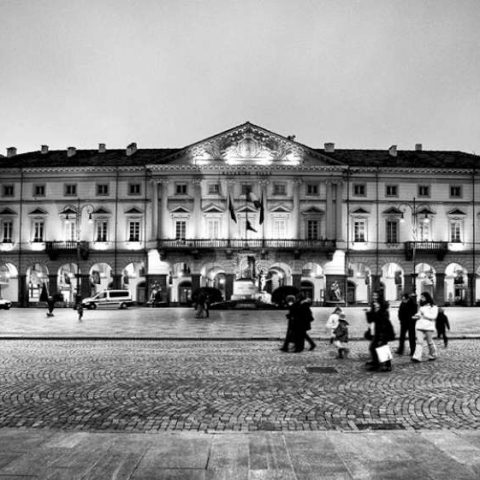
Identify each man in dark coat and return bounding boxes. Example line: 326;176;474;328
396;293;418;355
290;292;316;352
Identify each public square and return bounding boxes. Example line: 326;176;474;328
0;306;480;478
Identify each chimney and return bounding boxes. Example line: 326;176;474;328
324;142;335;153
415;143;422;152
41;145;49;154
388;145;397;157
67;147;76;157
98;143;106;153
287;135;296;141
126;142;137;156
6;147;17;157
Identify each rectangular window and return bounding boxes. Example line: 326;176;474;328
273;219;286;238
2;221;13;242
418;185;430;197
34;184;45;196
386;220;398;243
207;219;220;239
273;183;286;196
450;186;462;198
65;184;77;196
353;184;366;196
65;221;76;241
208;184;220;195
175;221;186;240
418;219;430;241
354;220;366;242
129;183;141;196
306;184;318;195
33;221;44;242
176;184;187;195
96;221;108;242
307;220;319;240
96;184;109;196
385;185;398;197
128;220;140;242
450;221;462;242
3;185;14;197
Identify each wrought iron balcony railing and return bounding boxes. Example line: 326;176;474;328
404;241;448;261
45;241;90;260
157;238;336;251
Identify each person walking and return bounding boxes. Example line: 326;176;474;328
436;307;450;348
333;313;349;359
365;291;395;372
412;291;438;363
46;295;56;317
204;295;210;318
396;293;418;356
326;306;343;345
77;303;84;321
280;295;297;352
299;294;316;351
195;292;206;319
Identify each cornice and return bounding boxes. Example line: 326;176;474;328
349;166;476;176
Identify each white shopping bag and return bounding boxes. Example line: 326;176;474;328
375;345;393;363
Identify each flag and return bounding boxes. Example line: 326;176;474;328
246;220;257;232
228;195;237;223
259;193;264;225
248;191;262;209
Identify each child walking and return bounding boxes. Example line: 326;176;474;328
436;307;450;347
333;313;349;359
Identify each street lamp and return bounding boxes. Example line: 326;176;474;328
75;203;94;305
400;197;430;295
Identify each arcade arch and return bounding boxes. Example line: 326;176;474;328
348;262;372;304
57;263;78;305
89;263;113;295
301;262;325;303
26;263;49;302
416;263;436;297
445;263;468;305
122;262;146;302
381;263;404;302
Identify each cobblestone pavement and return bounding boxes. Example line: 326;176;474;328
1;339;479;433
1;306;480;339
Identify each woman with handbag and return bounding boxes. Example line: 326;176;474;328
365;291;395;372
411;292;438;363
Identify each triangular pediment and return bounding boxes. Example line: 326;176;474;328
302;206;325;215
447;208;466;216
125;207;143;214
202;203;224;213
351;207;370;214
93;207;111;215
237;205;258;213
271;204;291;213
29;207;47;215
161;122;340;167
60;207;77;216
0;207;17;215
170;206;190;214
383;207;403;215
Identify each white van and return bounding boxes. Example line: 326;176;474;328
81;290;133;309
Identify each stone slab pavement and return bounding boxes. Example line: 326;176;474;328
0;306;479;339
1;428;480;479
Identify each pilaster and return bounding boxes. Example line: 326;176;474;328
192;177;202;239
434;273;446;306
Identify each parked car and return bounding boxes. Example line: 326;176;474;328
81;290;133;309
0;298;12;310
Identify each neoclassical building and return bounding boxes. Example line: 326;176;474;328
0;122;479;307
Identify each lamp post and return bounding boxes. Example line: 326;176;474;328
75;203;93;306
400;197;430;295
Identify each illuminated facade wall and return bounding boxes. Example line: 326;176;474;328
0;123;478;306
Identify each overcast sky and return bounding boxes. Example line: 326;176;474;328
1;0;479;154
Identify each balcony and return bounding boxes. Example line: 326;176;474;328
404;241;448;261
157;238;336;259
45;241;90;261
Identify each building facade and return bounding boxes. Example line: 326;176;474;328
0;122;478;307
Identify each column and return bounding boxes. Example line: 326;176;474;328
191;273;201;292
159;179;169;239
468;273;475;306
325;181;334;239
19;274;28;307
225;273;235;301
48;274;58;296
111;273;122;290
370;274;381;293
151;180;159;240
192;178;202;239
293;178;302;239
434;273;446;306
259;178;269;240
292;273;302;291
335;181;343;240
